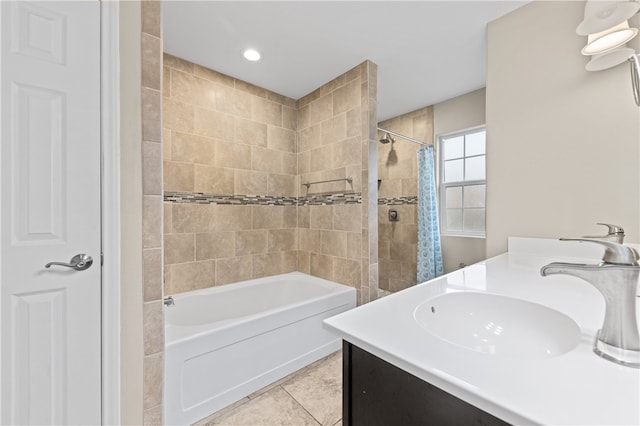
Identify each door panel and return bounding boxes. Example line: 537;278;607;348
1;2;102;424
12;82;66;244
13;289;66;425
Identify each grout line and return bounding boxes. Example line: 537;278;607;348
281;385;322;426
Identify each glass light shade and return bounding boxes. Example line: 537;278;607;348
581;21;638;55
586;46;636;71
577;1;640;35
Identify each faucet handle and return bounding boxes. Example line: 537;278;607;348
582;223;625;243
560;238;639;266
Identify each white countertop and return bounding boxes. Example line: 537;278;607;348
324;237;640;425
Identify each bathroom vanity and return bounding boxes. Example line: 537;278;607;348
343;342;508;425
324;238;640;425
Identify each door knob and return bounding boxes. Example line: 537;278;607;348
45;254;93;271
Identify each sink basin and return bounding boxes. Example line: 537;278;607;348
414;292;581;359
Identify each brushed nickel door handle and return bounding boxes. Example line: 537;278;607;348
45;254;93;271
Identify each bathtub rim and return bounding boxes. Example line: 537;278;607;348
164;272;357;347
165;271;351;300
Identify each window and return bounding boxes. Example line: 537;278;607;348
439;127;486;236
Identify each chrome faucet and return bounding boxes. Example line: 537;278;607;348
581;222;625;244
540;238;640;368
164;296;175;307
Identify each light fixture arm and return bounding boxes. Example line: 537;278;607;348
631;53;640;106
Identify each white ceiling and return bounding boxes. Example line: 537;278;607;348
162;1;529;121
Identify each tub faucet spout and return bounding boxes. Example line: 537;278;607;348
164;296;175;307
540;238;640;368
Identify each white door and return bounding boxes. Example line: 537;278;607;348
0;1;102;424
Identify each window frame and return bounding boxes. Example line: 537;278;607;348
437;126;486;237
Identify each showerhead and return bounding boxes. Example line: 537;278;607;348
380;132;395;144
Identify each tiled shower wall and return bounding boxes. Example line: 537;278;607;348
162;54;299;294
377;106;433;292
297;62;378;304
163;57;378;304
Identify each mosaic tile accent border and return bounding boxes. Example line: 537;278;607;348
378;196;418;205
299;193;361;206
164;192;297;205
164;191;362;206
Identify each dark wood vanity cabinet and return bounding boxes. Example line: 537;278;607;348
343;342;511;426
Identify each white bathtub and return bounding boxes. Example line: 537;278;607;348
163;272;356;425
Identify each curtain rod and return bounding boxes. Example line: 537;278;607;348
377;127;432;147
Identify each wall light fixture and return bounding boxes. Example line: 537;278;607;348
577;0;640;105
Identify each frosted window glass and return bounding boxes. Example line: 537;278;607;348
465;156;485;181
439;127;487;237
443;136;463;160
466;131;486;156
446;186;462;208
463;209;485;233
444;159;463;182
463;185;485;208
447;209;463;231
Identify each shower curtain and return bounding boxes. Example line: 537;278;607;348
417;145;444;282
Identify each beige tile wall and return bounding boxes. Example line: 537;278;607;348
364;62;379;305
163;57;378;304
377;106;433;292
297;61;378;304
141;1;164;424
163;55;299;294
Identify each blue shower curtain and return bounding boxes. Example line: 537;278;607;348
417;145;444;282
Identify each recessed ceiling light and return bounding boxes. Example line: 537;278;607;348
243;48;261;62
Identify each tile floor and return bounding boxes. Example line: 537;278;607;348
193;350;343;426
